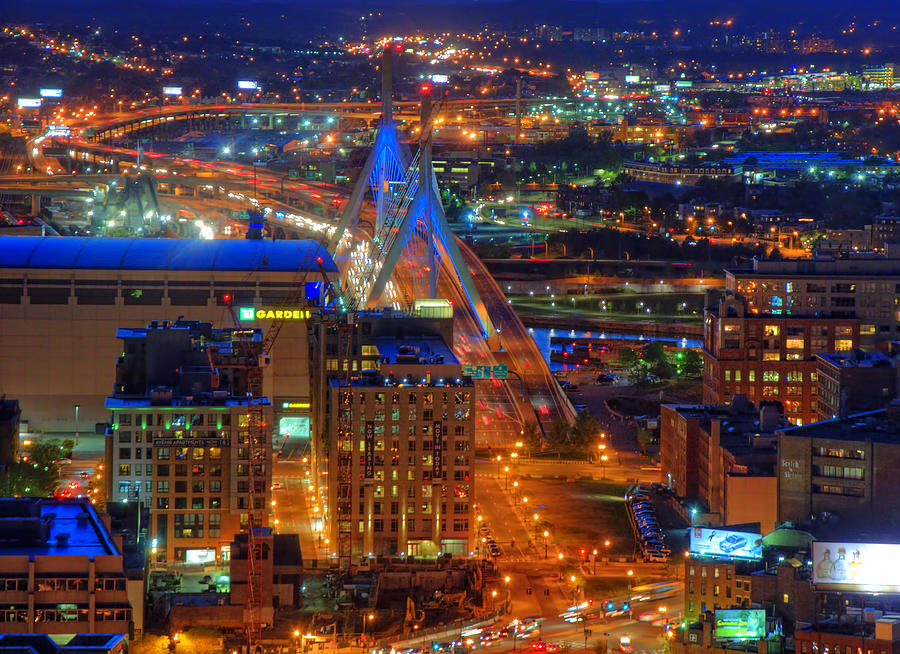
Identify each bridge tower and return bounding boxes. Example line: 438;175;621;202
327;48;493;336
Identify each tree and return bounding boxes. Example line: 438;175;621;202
679;350;703;377
547;419;570;449
570;410;600;451
521;420;542;454
618;347;638;368
640;342;667;365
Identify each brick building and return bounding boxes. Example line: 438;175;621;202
815;350;897;420
702;292;860;425
660;396;783;531
725;251;900;348
777;404;900;531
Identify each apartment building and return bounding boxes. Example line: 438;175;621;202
310;308;476;563
105;320;272;564
725;251;900;347
702;292;860;425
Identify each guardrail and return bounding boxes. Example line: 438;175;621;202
371;603;509;653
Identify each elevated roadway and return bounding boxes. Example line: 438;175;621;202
26;124;574;445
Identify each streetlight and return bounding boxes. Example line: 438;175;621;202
74;404;80;446
600;454;608;478
512;481;519;504
363;614;374;645
543;531;549;559
503;466;510;489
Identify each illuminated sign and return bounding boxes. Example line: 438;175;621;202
675;80;694;88
584;71;600;82
715;610;765;640
239;307;311;321
462;364;508;379
433;421;443;476
17;98;42;108
430;74;449;83
655;84;671;92
281;402;311;410
625;75;641;84
238;80;258;90
46;124;71;137
154;439;229;448
162;86;183;96
812;542;900;591
185;549;217;565
364;420;375;479
690;527;762;560
40;88;63;98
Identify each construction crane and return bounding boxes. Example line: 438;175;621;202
216;243;328;653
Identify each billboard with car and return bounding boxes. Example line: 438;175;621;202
690;527;762;560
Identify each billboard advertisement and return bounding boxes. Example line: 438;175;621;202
584;71;600;82
625;75;641;84
430;74;449;83
690;527;762;560
812;542;900;591
237;80;258;90
40;88;63;98
715;610;765;640
162;86;183;96
17;98;42;108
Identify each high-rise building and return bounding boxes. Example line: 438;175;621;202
702;292;860;425
105;320;272;564
725;252;900;347
310;308;476;563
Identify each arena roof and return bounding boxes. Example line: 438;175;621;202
0;236;338;273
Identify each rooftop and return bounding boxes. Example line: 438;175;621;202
0;498;120;558
373;336;459;367
0;236;338;273
816;350;894;369
778;407;900;443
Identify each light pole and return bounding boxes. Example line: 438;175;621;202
74;404;80;446
495;455;502;478
600;454;608;479
512;481;519;505
543;531;549;559
362;613;374;648
503;466;509;490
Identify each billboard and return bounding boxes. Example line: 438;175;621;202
17;98;41;108
585;71;600;82
238;80;258;90
812;542;900;591
40;88;63;98
430;74;449;84
715;610;765;640
675;80;694;88
162;86;183;96
625;75;641;84
690;527;762;560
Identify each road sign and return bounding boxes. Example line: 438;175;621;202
462;364;508;379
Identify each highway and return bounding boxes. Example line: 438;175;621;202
20;128;575;447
